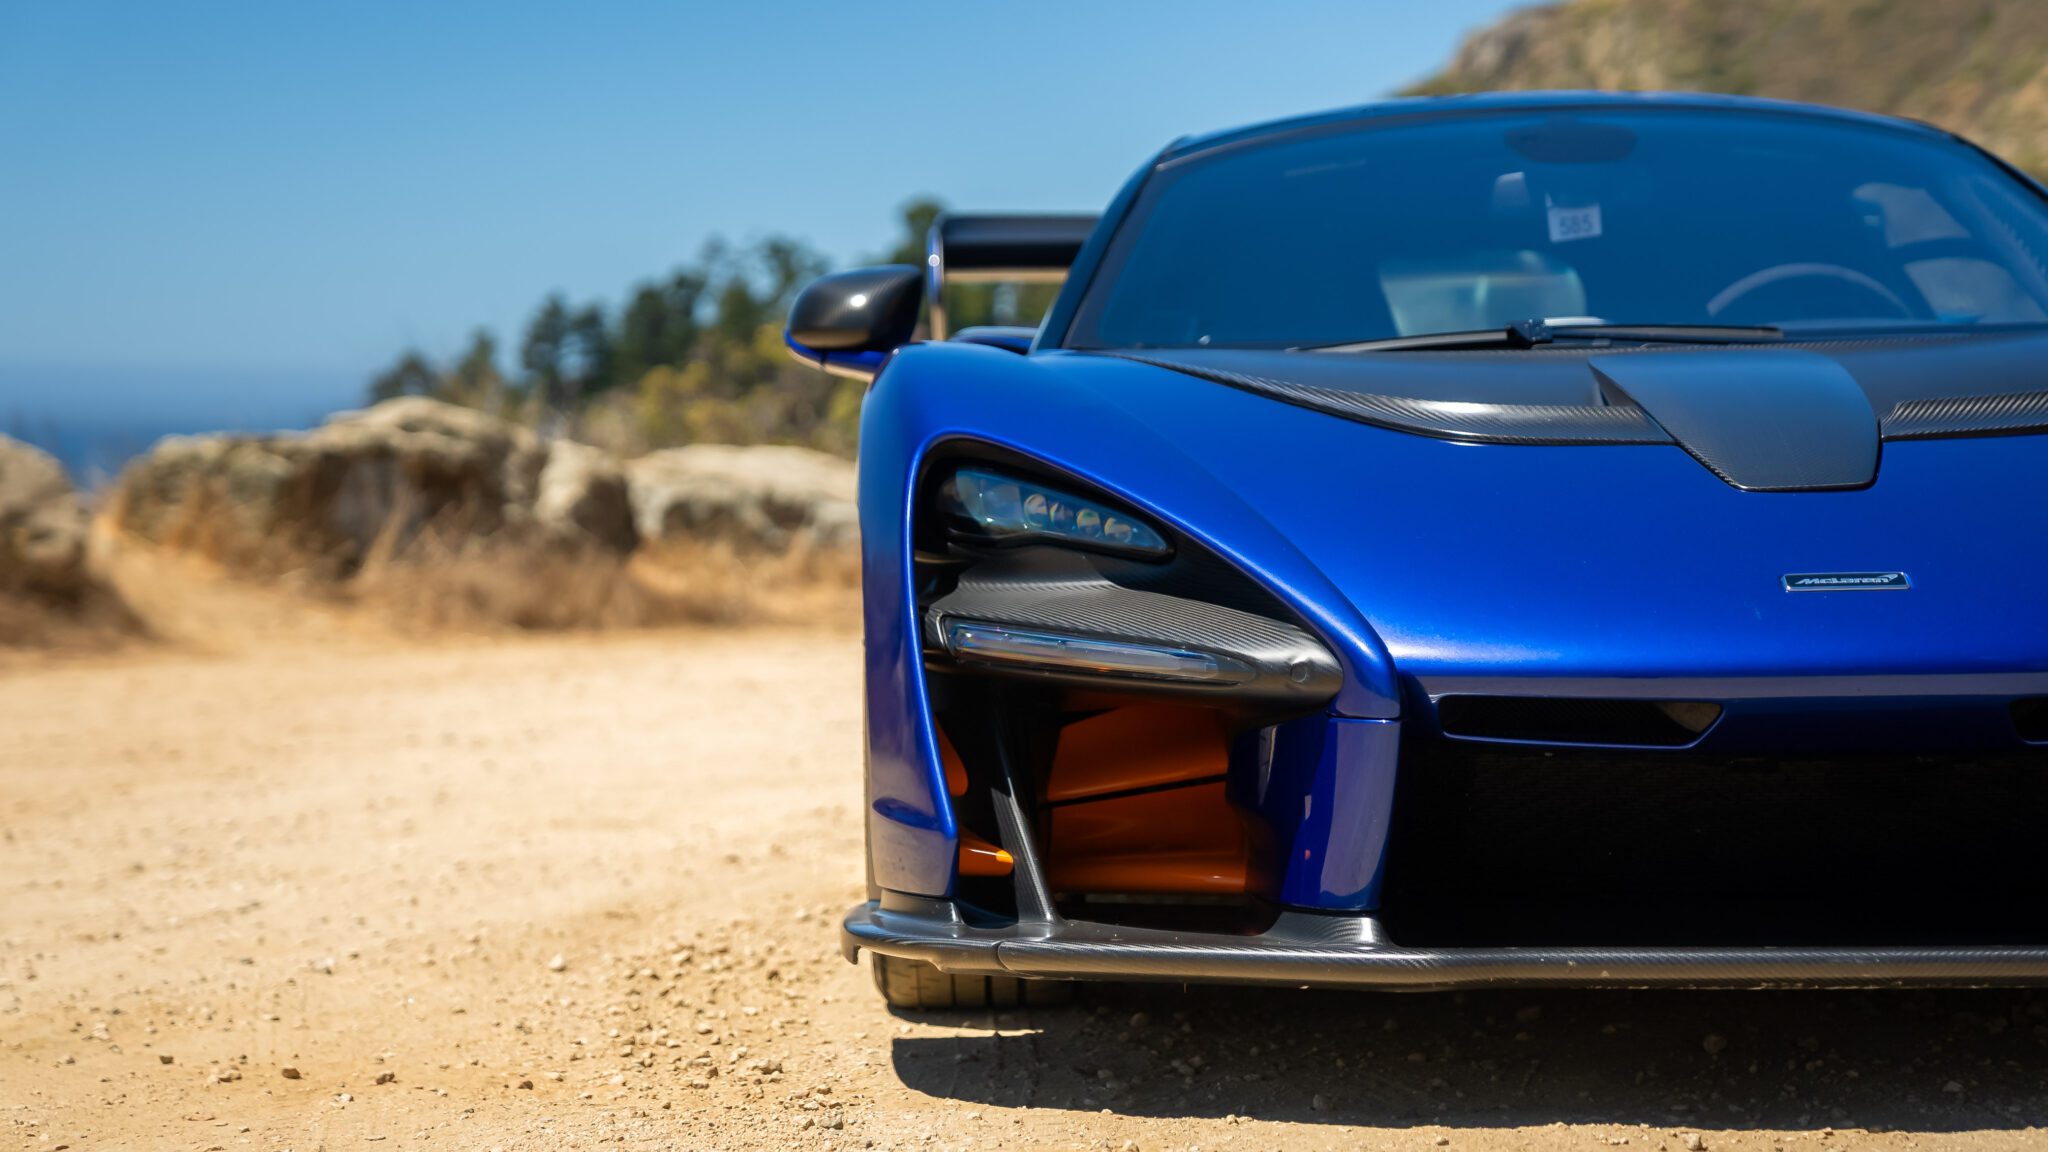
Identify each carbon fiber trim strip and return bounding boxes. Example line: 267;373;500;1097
843;900;2048;990
1112;352;2048;449
1110;353;1673;445
1882;389;2048;440
924;550;1342;706
1114;350;1671;444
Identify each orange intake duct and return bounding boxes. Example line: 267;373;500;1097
958;829;1015;877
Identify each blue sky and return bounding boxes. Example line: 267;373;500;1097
0;0;1523;452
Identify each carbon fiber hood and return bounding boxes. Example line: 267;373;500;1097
1107;331;2048;492
1066;337;2048;689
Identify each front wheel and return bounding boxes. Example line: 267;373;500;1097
869;954;1074;1009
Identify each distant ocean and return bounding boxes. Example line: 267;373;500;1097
0;362;363;488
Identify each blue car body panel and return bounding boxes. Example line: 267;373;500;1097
1248;715;1402;909
857;340;2048;902
857;343;1412;897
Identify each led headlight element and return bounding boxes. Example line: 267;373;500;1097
943;620;1253;684
942;468;1169;557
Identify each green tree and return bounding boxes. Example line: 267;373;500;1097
368;212;880;455
704;234;825;347
368;349;439;403
661;268;708;361
757;235;828;314
445;329;505;408
884;197;945;265
520;295;571;415
614;269;708;387
564;303;614;404
615;285;670;388
711;274;767;348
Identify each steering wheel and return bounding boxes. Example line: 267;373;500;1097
1706;262;1912;322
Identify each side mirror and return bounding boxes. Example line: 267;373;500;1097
784;265;924;380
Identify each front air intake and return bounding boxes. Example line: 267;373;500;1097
1435;695;1721;747
1380;741;2048;947
2016;697;2048;743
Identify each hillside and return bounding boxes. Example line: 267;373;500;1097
1410;0;2048;173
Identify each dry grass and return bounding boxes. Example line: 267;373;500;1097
71;497;863;643
1;524;860;657
350;536;860;633
0;586;144;652
0;523;149;651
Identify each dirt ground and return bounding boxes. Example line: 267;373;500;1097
8;622;2048;1151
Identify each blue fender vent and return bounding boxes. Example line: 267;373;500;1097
1435;695;1721;748
2016;698;2048;743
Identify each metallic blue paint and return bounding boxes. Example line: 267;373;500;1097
1236;716;1402;910
783;331;889;381
858;339;2048;900
857;341;1409;897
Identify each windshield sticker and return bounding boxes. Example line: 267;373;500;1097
1491;171;1531;213
1547;202;1603;243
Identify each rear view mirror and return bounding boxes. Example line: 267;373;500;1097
784;265;924;380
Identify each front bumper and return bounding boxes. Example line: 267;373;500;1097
844;896;2048;990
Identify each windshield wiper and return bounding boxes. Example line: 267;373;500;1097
1303;320;1784;353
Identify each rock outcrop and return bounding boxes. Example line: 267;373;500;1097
626;443;858;555
0;434;93;599
109;399;542;574
0;433;142;646
1408;0;2048;175
105;398;855;588
535;439;638;554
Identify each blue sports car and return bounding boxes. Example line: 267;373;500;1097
785;92;2048;1008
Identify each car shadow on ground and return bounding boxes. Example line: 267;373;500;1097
889;983;2048;1131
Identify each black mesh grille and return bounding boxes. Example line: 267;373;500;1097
2016;698;2048;742
1435;695;1720;747
1379;741;2048;947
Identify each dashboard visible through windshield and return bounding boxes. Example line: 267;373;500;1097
1064;108;2048;350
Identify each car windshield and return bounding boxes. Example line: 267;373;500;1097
1064;107;2048;350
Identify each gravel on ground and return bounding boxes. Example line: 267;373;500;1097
6;629;2048;1150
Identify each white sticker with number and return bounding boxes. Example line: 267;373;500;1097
1547;202;1603;243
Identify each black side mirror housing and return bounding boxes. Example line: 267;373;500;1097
784;265;924;379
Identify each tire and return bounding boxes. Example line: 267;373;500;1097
870;953;1075;1009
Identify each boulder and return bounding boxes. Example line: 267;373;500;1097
305;398;548;555
534;439;638;553
626;444;857;554
0;434;92;598
100;396;860;624
106;397;573;576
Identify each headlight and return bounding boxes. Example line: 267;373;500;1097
940;468;1169;558
942;619;1254;684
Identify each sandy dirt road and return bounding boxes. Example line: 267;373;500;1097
7;627;2048;1151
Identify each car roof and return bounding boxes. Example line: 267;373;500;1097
1162;91;1952;163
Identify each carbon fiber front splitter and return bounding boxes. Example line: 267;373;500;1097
843;896;2048;990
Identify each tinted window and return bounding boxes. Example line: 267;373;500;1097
1066;110;2048;349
